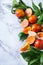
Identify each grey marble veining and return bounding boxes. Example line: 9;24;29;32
0;0;27;65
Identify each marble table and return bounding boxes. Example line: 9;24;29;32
0;0;43;65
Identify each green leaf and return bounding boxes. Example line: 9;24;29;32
19;0;33;10
28;58;40;65
12;0;27;10
11;0;19;13
30;46;41;54
18;32;28;41
20;16;28;21
21;50;31;62
32;1;39;11
37;14;43;25
21;47;41;62
40;52;43;65
11;0;33;14
21;46;43;65
32;0;40;16
38;2;43;12
12;0;18;9
19;0;27;7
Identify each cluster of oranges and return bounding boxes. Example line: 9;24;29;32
15;8;43;52
15;8;43;34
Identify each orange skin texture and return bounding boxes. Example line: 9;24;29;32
29;15;37;24
34;39;43;49
15;9;25;18
22;26;32;34
41;24;43;31
32;24;41;32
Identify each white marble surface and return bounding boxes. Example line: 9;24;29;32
0;0;27;65
0;0;43;65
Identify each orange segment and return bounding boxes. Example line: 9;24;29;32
25;8;32;17
26;36;35;44
20;42;30;52
22;26;32;34
28;31;37;36
37;32;43;38
21;19;29;28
